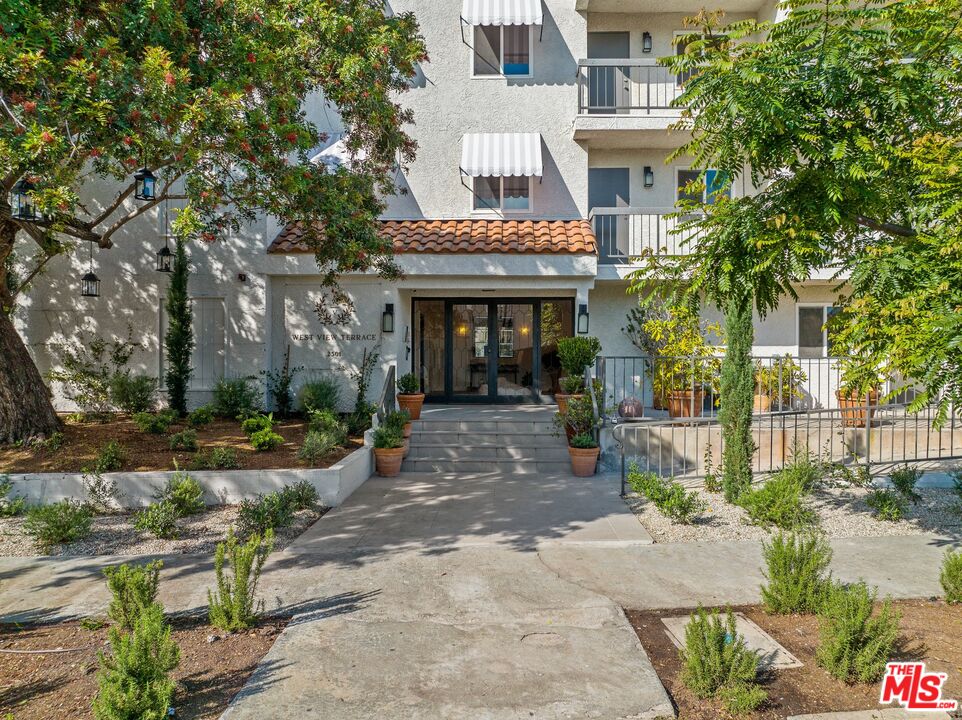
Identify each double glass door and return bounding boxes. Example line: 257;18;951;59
413;299;574;403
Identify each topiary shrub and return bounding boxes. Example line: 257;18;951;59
187;405;214;428
250;428;283;452
94;440;127;473
720;296;756;503
92;602;179;720
133;501;180;539
208;528;274;632
164;238;193;417
241;412;274;437
109;373;158;414
24;500;93;551
816;581;900;683
761;532;833;614
103;560;163;631
556;336;602;388
212;377;260;419
739;471;816;530
396;372;419;394
866;488;907;521
168;428;198;451
300;378;340;413
941;548;962;604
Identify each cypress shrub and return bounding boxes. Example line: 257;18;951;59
103;560;162;631
164;238;193;416
208;528;275;631
720;296;755;502
760;532;832;614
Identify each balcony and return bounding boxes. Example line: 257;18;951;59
574;60;688;147
590;207;700;267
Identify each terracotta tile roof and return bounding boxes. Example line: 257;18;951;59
267;219;596;255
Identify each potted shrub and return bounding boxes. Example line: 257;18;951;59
568;433;600;477
836;358;883;427
372;425;405;477
555;393;600;475
753;355;807;412
556;336;601;413
383;409;412;457
396;372;425;420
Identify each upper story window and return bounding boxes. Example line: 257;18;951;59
461;132;542;215
798;305;840;358
474;176;532;212
462;0;542;78
676;168;731;206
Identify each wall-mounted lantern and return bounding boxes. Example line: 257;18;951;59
577;304;589;334
134;166;157;201
155;244;173;273
10;178;39;221
644;166;654;188
80;242;100;297
642;32;653;54
382;303;395;333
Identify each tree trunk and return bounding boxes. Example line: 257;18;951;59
0;309;61;443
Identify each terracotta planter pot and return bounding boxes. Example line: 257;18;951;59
397;392;425;421
556;392;582;415
668;390;705;418
402;421;412;439
652;390;667;411
374;446;405;477
836;389;879;428
753;393;772;413
568;445;600;477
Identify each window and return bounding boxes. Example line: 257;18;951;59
675;168;731;207
473;176;531;212
473;25;531;77
798;305;839;358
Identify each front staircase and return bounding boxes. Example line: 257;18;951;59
401;406;570;474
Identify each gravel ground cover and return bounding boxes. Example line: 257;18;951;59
626;486;962;543
0;505;326;557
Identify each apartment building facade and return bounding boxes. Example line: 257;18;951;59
16;0;844;410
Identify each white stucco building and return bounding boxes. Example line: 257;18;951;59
15;0;844;411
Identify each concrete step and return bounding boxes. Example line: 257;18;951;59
411;419;557;434
400;457;573;474
408;431;567;447
406;444;569;461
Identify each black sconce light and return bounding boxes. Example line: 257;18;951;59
134;166;157;201
80;243;100;297
644;166;654;188
382;303;395;333
577;304;589;334
155;244;173;273
642;32;653;53
10;177;40;221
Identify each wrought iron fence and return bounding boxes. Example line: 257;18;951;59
577;60;682;114
589;207;700;264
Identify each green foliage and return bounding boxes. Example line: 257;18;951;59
642;306;723;396
212;378;261;420
133;502;180;539
187;405;214;428
237;484;315;536
299;378;340;413
866;489;907;522
168;428;197;451
346;402;378;436
569;433;598;449
308;408;347;440
164;239;193;417
559;375;585;395
155;472;204;517
93;602;179;720
103;561;162;632
132;410;177;435
190;446;239;471
83;472;124;513
0;476;26;517
382;409;410;435
816;582;900;684
555;393;597;438
24;500;93;551
282;481;319;511
761;532;832;614
680;608;761;700
46;330;139;417
754;355;807;408
556;336;601;378
739;471;815;530
941;549;962;604
372;425;403;450
720;297;755;502
298;430;339;466
208;528;274;632
780;444;826;492
109;373;158;415
718;682;768;716
627;467;706;524
888;465;923;504
262;347;302;416
40;431;66;453
250;428;283;452
81;617;108;631
349;347;380;433
241;413;274;437
396;372;420;394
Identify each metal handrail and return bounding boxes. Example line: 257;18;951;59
375;364;397;426
588;206;680;218
577;58;663;67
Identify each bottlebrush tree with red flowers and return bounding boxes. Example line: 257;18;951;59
0;0;425;441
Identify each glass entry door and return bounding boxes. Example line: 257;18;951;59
413;298;574;403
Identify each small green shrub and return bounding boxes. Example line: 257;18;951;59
83;472;124;513
569;433;598;449
718;682;767;715
680;608;762;701
94;440;127;473
308;408;348;444
280;481;318;511
888;465;922;504
780;445;826;492
739;471;815;530
816;581;900;683
109;373;158;414
133;501;180;539
300;378;340;413
761;532;833;614
208;528;274;631
396;372;420;394
81;616;108;631
190;446;240;470
187;405;215;427
627;468;706;524
103;560;162;631
383;409;410;435
132;410;176;435
241;412;274;437
298;430;339;466
24;500;94;550
238;492;294;536
93;602;179;720
212;377;260;419
372;425;403;450
346;401;378;436
250;428;283;452
0;476;26;518
556;336;602;378
866;488;907;521
941;548;962;604
41;431;66;453
168;428;198;452
559;374;585;395
156;472;204;516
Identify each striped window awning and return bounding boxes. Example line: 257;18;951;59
460;0;543;26
460;133;543;177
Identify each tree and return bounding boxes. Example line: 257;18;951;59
630;0;962;426
719;296;754;501
164;238;192;415
0;0;426;441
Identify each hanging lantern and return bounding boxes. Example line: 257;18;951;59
155;244;173;273
10;178;39;221
81;271;101;298
134;166;157;201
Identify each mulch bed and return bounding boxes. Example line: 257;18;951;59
0;616;285;719
0;415;364;473
626;599;962;719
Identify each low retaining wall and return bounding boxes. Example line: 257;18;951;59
6;445;373;509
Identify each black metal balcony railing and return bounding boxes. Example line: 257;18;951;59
589;207;700;264
576;59;683;115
